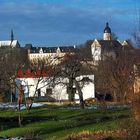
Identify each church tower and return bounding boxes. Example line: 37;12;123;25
103;22;111;40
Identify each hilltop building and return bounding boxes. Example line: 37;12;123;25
0;30;20;48
91;22;133;61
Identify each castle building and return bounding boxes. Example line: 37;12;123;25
91;22;133;61
26;44;77;64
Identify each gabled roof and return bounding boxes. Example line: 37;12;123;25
0;40;20;48
122;40;134;50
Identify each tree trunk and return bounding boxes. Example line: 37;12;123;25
18;112;22;127
67;78;74;102
29;102;33;110
113;91;117;102
10;91;13;103
74;79;85;109
132;93;140;122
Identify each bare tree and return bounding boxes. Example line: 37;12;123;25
95;49;135;103
17;57;58;110
0;47;28;102
0;47;28;127
56;52;93;109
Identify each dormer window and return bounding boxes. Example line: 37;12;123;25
39;48;43;54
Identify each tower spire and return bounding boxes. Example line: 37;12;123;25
106;22;109;27
11;29;14;42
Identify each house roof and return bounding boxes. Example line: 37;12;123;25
97;40;123;51
30;47;58;53
59;46;76;52
17;69;54;78
29;46;77;53
0;40;20;48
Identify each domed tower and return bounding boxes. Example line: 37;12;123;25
103;22;112;40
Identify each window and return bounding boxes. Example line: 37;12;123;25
73;88;76;93
46;88;52;95
82;77;90;82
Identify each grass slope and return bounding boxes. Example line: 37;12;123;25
0;107;129;140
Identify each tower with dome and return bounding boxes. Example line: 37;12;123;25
103;22;112;40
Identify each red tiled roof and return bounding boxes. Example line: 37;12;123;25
17;69;53;78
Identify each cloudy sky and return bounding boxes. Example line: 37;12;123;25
0;0;140;46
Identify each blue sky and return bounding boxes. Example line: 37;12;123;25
0;0;140;46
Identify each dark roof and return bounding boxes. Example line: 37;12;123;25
98;40;123;51
29;46;77;53
104;22;111;33
30;47;56;53
25;44;33;49
59;46;76;52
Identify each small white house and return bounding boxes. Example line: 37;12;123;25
16;70;95;101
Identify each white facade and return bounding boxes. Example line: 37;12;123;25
16;75;95;101
28;52;66;65
28;46;75;64
91;39;101;61
28;49;65;61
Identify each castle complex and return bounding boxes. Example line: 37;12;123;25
0;23;132;63
0;23;136;101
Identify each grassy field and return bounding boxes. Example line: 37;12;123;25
0;105;129;140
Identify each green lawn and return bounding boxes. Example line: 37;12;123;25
0;106;129;140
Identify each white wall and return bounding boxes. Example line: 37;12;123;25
16;75;95;101
91;40;101;61
103;33;111;40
